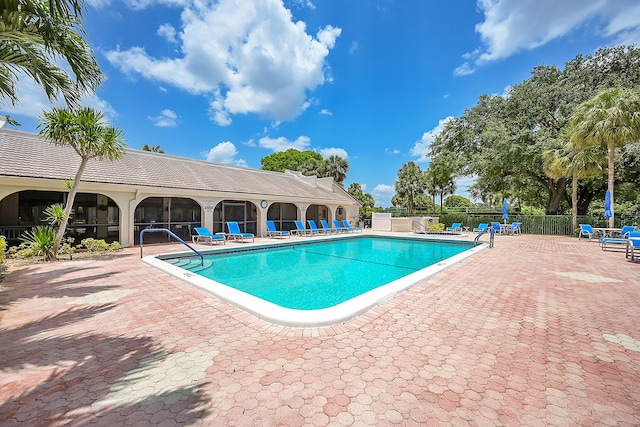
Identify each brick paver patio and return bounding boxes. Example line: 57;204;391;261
1;233;639;426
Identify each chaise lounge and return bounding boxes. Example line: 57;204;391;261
265;220;290;238
226;221;254;243
192;227;226;245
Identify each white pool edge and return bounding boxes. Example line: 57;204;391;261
142;236;488;328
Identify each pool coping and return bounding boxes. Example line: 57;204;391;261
142;234;488;328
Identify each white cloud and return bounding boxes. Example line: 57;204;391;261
319;109;332;115
157;24;177;43
105;0;341;125
372;183;395;208
410;116;454;162
349;41;359;55
384;148;400;155
204;141;247;166
319;147;348;159
148;109;178;127
458;0;640;74
258;135;311;152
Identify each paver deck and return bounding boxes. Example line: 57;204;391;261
1;232;639;426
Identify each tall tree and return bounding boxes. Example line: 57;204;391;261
429;45;640;214
394;161;426;214
544;142;606;230
261;149;324;173
426;158;457;214
142;144;165;153
569;87;640;227
38;107;126;256
0;0;103;106
348;182;375;217
321;155;349;186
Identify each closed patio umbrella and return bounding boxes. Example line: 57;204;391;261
604;190;612;219
502;198;509;223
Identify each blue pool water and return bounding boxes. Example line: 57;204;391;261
165;236;474;310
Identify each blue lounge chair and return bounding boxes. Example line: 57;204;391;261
625;232;640;261
226;221;254;243
192;227;226;245
307;220;327;234
491;222;502;234
600;226;637;251
320;219;338;234
473;223;488;232
265;220;290;238
511;222;522;235
333;220;347;233
446;222;462;232
342;220;362;233
579;224;601;241
293;220;315;236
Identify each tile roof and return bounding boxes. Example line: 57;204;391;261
0;128;356;203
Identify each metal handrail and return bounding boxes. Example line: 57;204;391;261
140;228;204;266
411;220;428;233
474;226;494;248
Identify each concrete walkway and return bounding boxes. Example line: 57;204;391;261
1;233;639;426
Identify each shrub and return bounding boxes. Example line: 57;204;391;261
20;226;57;261
0;235;6;264
80;238;109;252
427;223;445;232
80;238;122;252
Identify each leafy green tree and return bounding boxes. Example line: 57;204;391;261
261;149;324;173
320;155;349;186
38;107;126;256
0;0;103;106
444;195;473;209
394;161;426;214
425;157;457;213
141;144;165;153
544;141;606;230
348;183;375;218
429;45;640;215
570;87;640;227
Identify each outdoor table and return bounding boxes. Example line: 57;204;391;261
594;227;622;237
500;224;513;235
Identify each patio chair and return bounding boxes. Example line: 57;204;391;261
342;220;362;233
265;220;290;238
578;224;600;241
307;220;327;234
320;219;338;234
446;222;462;232
293;220;315;236
333;220;348;233
472;223;488;232
625;232;640;261
192;227;226;245
226;221;254;243
491;222;502;234
511;222;522;235
600;227;638;251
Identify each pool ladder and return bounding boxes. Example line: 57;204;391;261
139;228;204;266
474;227;494;248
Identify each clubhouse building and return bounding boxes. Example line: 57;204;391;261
0;127;360;247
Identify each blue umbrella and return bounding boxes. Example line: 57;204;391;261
502;198;509;222
604;190;612;219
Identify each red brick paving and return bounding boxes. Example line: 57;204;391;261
1;233;639;426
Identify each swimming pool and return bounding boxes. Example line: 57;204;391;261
143;234;486;327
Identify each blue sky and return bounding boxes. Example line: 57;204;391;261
3;0;640;207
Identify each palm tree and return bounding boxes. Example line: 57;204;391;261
0;0;102;106
394;161;426;214
570;88;640;227
322;155;349;186
544;143;606;231
141;144;165;153
38;107;126;256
